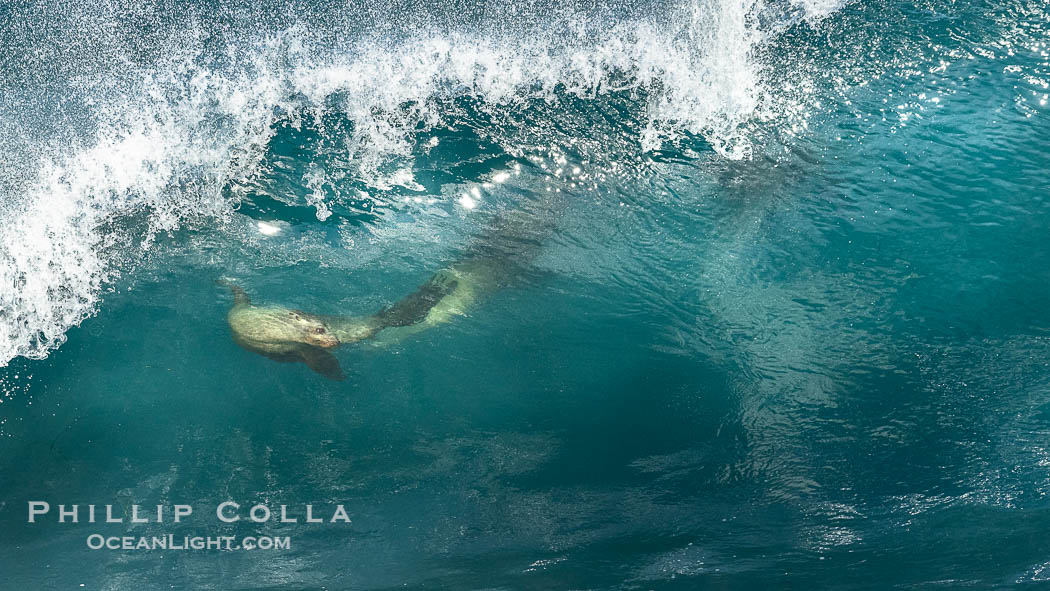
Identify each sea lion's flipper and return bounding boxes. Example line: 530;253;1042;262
299;346;345;381
376;271;459;328
216;279;251;306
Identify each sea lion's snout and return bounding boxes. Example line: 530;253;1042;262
305;326;340;348
313;334;340;348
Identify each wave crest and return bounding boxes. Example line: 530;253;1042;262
0;0;828;365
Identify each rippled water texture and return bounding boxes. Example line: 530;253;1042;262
2;0;1050;588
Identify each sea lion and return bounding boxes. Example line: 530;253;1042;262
219;189;562;375
219;280;354;380
218;276;463;379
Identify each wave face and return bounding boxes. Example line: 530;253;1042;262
5;1;1050;587
0;0;833;365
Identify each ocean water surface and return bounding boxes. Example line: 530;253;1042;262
2;0;1050;588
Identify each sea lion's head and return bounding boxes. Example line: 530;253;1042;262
287;309;340;348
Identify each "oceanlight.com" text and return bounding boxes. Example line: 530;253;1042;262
85;534;291;551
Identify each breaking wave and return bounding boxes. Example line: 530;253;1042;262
0;0;836;365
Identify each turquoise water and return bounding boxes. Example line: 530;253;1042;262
2;0;1050;588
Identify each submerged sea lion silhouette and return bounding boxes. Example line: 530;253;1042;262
220;191;562;379
218;275;462;380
